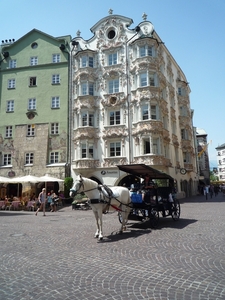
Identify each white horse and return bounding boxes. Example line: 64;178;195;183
70;175;131;240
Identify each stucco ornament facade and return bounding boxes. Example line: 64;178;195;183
70;12;198;197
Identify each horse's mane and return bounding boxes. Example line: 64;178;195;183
78;175;99;190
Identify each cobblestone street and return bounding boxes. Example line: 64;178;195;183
0;193;225;300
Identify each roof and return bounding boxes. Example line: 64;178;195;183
196;128;207;136
117;164;174;180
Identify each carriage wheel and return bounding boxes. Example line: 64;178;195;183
149;208;159;228
171;200;180;221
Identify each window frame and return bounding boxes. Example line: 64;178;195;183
25;152;34;165
8;79;16;89
27;124;35;137
109;79;119;94
9;59;16;68
30;56;38;66
3;154;12;165
108;52;117;65
81;111;94;127
29;77;37;87
109;110;120;125
51;96;60;109
51;123;59;135
109;141;121;157
81;142;94;158
50;152;59;164
5;126;12;138
28;98;36;110
52;74;60;85
52;54;61;63
6;100;14;112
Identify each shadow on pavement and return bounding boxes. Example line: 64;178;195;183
102;228;152;243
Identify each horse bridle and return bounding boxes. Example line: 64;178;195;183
70;178;98;196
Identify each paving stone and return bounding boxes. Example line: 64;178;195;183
0;193;225;299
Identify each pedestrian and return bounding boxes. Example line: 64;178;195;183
50;190;58;212
35;188;47;216
209;185;214;199
204;185;209;200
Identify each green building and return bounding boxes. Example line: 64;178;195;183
0;29;71;196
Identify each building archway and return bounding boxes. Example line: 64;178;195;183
118;175;140;190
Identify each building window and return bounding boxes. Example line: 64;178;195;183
153;138;160;154
51;123;59;134
51;96;60;108
178;87;186;96
29;77;37;87
149;74;155;86
9;59;16;68
30;56;38;65
27;124;35;136
151;105;157;119
81;56;94;68
108;53;117;65
81;142;94;158
142;104;157;120
181;129;189;140
110;142;121;157
142;104;149;120
25;153;34;164
8;79;15;89
5;126;12;138
109;79;119;93
183;152;190;163
143;138;150;154
139;45;153;57
28;98;36;110
3;154;11;165
81;82;94;96
6;100;14;112
52;54;60;63
81;112;94;126
52;74;60;84
140;72;147;87
110;111;120;125
50;152;59;163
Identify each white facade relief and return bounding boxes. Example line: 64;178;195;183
70;13;198;197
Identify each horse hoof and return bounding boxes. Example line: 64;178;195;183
99;237;103;241
95;235;99;238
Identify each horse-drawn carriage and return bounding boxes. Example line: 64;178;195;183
70;164;180;240
117;164;181;228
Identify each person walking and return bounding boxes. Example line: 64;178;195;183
35;188;47;216
209;185;214;199
204;185;209;200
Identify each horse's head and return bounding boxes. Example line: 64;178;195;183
70;175;84;197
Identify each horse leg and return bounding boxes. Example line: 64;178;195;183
97;208;104;240
120;205;130;234
93;210;100;238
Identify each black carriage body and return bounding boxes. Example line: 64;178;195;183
117;164;180;227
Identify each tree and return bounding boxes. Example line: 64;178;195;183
64;177;73;198
210;171;219;182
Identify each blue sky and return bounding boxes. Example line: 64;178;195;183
2;0;225;167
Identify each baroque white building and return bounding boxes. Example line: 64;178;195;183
70;12;198;198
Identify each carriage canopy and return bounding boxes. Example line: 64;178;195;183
117;164;174;180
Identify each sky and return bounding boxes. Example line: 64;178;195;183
2;0;225;168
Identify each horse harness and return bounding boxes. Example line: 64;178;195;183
72;179;132;212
